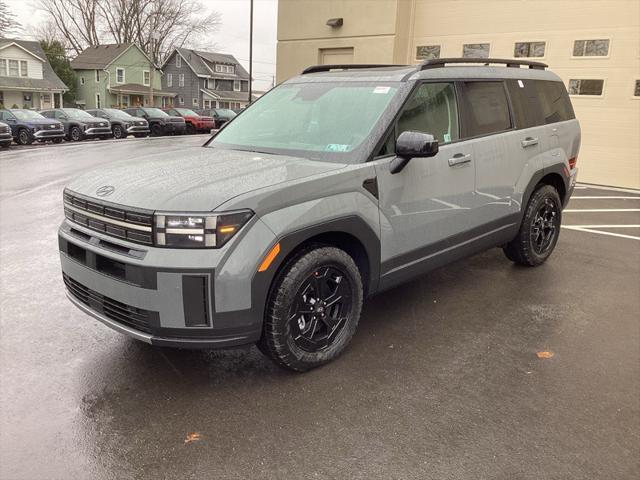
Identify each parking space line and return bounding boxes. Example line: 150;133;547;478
563;225;640;228
562;226;640;241
564;209;640;213
576;184;640;194
571;196;640;200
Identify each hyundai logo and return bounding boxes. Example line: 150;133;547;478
96;185;115;197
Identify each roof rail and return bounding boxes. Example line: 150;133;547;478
419;57;548;70
301;64;405;74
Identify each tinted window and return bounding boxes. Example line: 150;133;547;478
462;81;512;137
397;82;459;144
506;79;541;129
535;81;575;123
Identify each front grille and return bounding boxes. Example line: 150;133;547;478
169;118;185;123
63;190;154;245
0;126;10;134
63;273;153;333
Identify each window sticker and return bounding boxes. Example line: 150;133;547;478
326;144;350;152
443;133;451;143
518;80;524;88
373;86;391;94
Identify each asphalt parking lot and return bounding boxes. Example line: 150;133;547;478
1;137;638;479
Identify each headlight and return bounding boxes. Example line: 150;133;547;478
154;210;253;248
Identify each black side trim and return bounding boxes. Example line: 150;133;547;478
379;214;520;291
362;177;379;199
182;276;210;327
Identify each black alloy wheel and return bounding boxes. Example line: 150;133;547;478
288;266;353;353
69;126;82;142
530;197;559;255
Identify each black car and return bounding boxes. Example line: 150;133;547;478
0;121;12;148
87;108;150;139
196;108;237;129
0;109;65;145
39;108;112;142
123;107;185;137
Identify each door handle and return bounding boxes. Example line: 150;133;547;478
521;137;539;148
448;153;472;167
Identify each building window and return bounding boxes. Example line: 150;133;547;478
514;42;545;58
176;55;181;68
0;59;5;76
80;76;85;85
568;79;604;96
463;43;490;58
635;80;640;97
95;69;100;82
215;64;235;74
179;96;184;105
233;80;241;91
228;65;235;74
178;73;184;87
192;97;199;106
96;93;101;108
20;60;28;77
416;45;441;60
167;73;172;87
116;68;125;83
8;59;19;76
573;39;609;57
143;70;150;86
122;94;129;107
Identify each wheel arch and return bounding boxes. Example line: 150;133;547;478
522;164;570;212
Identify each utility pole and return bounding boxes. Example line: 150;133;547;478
248;0;254;105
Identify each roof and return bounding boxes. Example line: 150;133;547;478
170;48;249;79
108;83;176;97
71;44;156;70
201;88;254;102
0;38;68;91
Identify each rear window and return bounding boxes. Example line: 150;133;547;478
534;80;575;124
462;81;512;137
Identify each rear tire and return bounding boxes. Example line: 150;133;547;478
258;246;363;372
52;138;63;144
503;184;562;266
186;124;195;135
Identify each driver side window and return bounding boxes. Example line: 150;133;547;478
397;82;459;145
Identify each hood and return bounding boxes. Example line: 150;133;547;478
25;118;62;126
67;147;345;211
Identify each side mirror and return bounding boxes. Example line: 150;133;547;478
390;131;439;174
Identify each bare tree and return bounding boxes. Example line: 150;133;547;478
0;0;21;36
37;0;221;61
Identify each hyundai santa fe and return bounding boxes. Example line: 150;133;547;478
59;58;580;371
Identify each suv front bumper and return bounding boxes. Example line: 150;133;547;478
58;217;277;348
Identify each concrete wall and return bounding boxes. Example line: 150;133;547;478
276;0;640;188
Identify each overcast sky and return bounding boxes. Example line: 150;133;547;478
5;0;278;90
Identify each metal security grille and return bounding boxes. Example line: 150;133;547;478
63;190;154;245
63;273;154;333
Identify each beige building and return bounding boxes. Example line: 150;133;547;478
276;0;640;188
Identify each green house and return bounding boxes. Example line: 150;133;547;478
71;44;175;109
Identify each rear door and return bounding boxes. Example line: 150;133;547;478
374;81;476;287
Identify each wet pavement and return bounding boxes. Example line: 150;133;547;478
1;138;639;479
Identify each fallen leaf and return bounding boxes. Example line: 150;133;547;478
536;351;554;359
184;432;202;444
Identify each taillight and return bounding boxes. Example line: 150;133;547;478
569;157;577;169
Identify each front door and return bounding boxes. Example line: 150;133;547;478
374;82;476;289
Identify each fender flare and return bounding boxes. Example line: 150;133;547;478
521;163;570;219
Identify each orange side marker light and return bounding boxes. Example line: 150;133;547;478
258;243;280;272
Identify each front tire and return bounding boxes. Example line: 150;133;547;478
112;124;125;139
151;123;163;137
16;128;33;145
503;184;562;266
186;124;195;135
68;126;82;142
258;246;363;372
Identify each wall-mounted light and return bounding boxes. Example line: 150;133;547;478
326;18;343;28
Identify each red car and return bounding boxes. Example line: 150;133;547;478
163;108;215;134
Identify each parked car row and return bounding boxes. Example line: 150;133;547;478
0;106;234;148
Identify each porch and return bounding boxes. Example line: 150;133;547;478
0;88;64;109
107;83;176;109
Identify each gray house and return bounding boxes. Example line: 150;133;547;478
161;48;254;110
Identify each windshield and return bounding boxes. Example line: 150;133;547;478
63;109;94;119
11;110;45;120
215;109;236;118
210;81;399;161
174;108;198;116
104;108;134;119
144;108;169;117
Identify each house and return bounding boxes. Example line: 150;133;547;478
71;44;175;109
0;38;68;109
161;48;254;110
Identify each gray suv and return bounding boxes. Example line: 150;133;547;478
59;58;580;371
